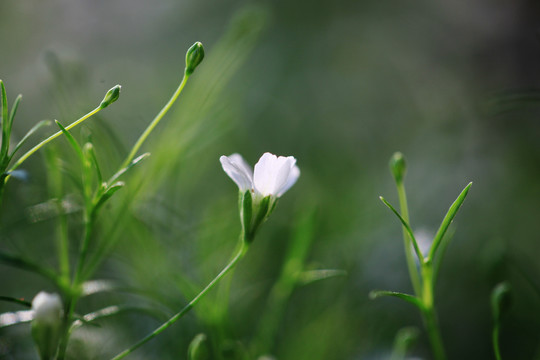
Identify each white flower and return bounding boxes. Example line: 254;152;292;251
32;291;63;325
220;152;300;198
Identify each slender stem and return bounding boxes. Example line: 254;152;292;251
396;180;421;296
422;305;446;360
73;216;94;286
493;324;502;360
420;264;446;360
111;240;248;360
56;214;94;360
119;73;189;170
8;106;102;174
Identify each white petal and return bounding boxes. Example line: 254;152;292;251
227;154;253;180
277;164;300;196
220;154;253;191
254;153;297;197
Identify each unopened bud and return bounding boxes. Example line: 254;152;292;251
99;85;121;109
185;42;205;76
31;291;64;360
491;282;512;322
389;152;407;184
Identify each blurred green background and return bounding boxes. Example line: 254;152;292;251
1;0;540;359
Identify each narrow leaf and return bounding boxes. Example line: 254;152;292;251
369;290;424;310
85;142;103;184
428;182;472;260
108;152;150;185
8;94;22;132
0;296;32;307
55;120;84;163
380;196;424;262
1;80;9;159
92;181;125;215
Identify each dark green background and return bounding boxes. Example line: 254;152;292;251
1;0;539;358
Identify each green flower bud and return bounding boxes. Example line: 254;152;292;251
185;42;205;76
389;152;407;184
31;291;64;360
188;333;210;360
99;84;121;109
491;282;512;322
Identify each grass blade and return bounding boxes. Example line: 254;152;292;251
428;182;472;261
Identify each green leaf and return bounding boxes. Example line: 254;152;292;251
8;120;51;161
1;80;10;160
8;94;22;134
428;182;472;261
92;181;125;216
55;120;84;163
380;196;424;262
84;142;102;184
369;290;424;311
0;296;32;307
108;152;150;185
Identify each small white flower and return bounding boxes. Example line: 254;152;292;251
32;291;63;325
220;152;300;198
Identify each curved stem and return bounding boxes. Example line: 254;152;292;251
8;106;101;174
111;240;248;360
119;73;190;170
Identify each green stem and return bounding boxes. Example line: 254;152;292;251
111;239;248;360
8;106;102;174
56;214;94;360
119;73;190;170
421;264;446;360
73;216;94;286
422;306;446;360
493;324;502;360
396;180;421;296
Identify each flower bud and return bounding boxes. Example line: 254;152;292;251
31;291;64;360
491;282;512;322
188;333;210;360
389;152;407;184
99;85;121;109
185;42;205;76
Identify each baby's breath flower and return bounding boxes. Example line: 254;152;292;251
220;152;300;199
220;152;300;241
